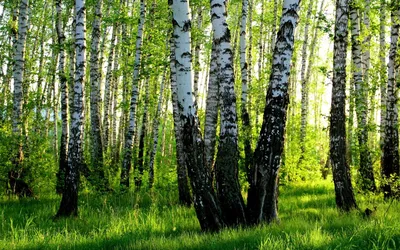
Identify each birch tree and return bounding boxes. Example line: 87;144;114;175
57;0;86;217
89;0;106;189
330;0;357;211
246;0;301;224
56;0;69;194
10;0;30;196
121;0;145;188
349;0;376;192
239;0;253;181
171;0;224;231
170;33;192;206
298;0;315;166
211;0;246;226
382;2;400;199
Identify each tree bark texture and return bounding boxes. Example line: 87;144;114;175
56;0;69;194
170;33;192;206
172;0;224;232
349;1;376;192
211;0;247;226
57;0;86;217
246;0;301;225
121;0;145;188
330;0;357;211
89;0;106;190
382;3;400;199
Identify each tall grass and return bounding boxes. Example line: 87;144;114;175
1;180;399;249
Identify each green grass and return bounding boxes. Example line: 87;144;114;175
1;180;399;249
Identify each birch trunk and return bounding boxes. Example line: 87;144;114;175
330;0;357;211
172;0;223;231
89;0;106;189
103;23;117;151
239;0;253;182
56;0;69;194
298;0;314;166
57;0;86;217
170;33;192;206
204;41;219;171
379;0;387;151
349;1;376;191
149;68;167;188
211;0;247;226
247;0;301;225
121;0;145;188
382;3;400;199
10;0;30;196
136;77;150;188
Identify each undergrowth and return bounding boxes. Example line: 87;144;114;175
1;180;399;249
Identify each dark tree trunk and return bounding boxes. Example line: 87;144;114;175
330;0;357;211
382;2;400;199
246;0;301;225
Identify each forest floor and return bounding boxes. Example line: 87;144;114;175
0;179;399;249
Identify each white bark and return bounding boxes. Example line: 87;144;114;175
56;0;69;193
330;0;357;211
12;0;29;138
103;23;118;150
89;0;105;186
172;0;223;231
121;0;145;187
211;0;246;226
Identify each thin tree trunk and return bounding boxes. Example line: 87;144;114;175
204;41;219;171
121;0;145;188
246;0;301;225
148;68;167;188
382;3;400;199
239;0;253;183
56;0;69;194
89;0;106;190
330;0;357;211
103;23;118;151
298;0;315;166
349;0;376;191
57;0;86;217
10;0;31;197
379;0;387;152
136;77;150;189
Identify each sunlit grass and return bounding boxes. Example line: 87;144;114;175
1;179;399;249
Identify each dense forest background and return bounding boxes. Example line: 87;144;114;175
1;0;400;248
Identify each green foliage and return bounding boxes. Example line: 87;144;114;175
1;180;400;249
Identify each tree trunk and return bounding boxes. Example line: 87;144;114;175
56;0;69;194
136;77;150;189
121;0;145;188
211;0;247;226
349;1;376;192
330;0;357;211
239;0;253;183
170;32;192;206
89;0;106;190
172;0;223;231
246;0;301;225
382;3;400;199
298;0;315;166
57;0;86;217
149;67;167;188
10;0;30;197
103;23;118;151
379;0;386;155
